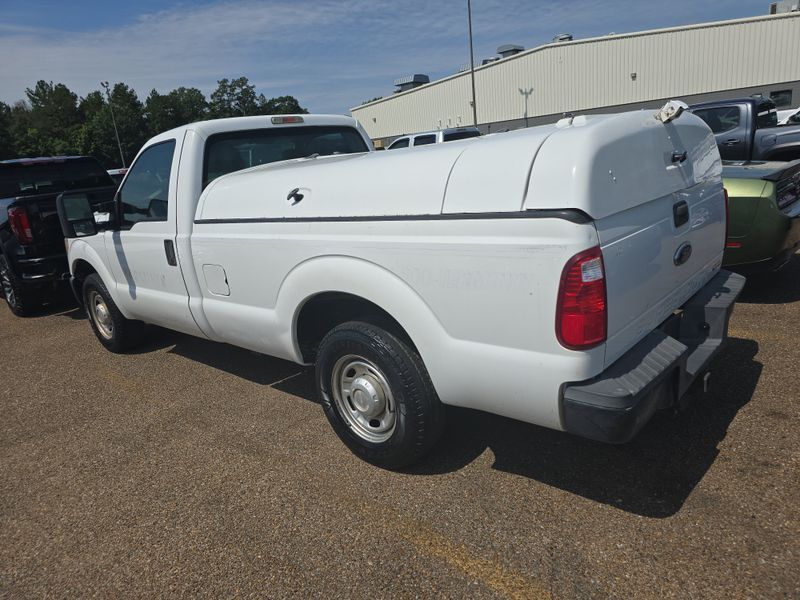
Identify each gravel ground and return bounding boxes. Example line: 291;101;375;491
1;259;799;599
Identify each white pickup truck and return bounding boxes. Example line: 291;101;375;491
57;108;744;468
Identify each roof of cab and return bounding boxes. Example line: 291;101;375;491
147;114;364;145
0;156;91;165
690;97;776;109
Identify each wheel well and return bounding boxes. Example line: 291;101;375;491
71;260;97;304
72;259;97;283
295;292;415;362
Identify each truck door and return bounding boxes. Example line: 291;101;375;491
691;104;748;161
104;136;202;336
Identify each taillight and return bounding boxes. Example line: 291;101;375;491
8;207;34;244
556;246;607;350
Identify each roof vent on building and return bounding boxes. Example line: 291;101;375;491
393;74;430;93
481;57;500;65
552;33;573;42
770;1;800;13
497;44;524;58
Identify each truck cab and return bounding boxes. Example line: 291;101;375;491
63;114;373;335
690;97;800;162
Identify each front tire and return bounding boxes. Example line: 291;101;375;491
0;254;39;317
316;321;445;469
82;273;146;353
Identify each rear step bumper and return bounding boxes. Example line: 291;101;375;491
561;270;746;444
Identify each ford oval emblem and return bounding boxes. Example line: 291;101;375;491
674;242;692;266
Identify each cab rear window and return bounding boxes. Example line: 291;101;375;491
756;103;778;129
203;126;368;188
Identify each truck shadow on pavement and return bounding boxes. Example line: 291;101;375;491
407;337;762;519
736;254;800;304
136;327;314;389
130;328;760;519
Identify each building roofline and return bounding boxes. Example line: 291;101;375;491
351;11;800;113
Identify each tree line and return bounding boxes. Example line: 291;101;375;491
0;76;308;168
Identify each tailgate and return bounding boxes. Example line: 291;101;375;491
11;193;67;255
525;108;726;366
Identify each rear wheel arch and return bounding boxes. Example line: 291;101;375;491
295;291;416;363
278;256;445;365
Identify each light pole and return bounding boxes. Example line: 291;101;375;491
101;81;126;168
467;0;478;128
519;87;534;127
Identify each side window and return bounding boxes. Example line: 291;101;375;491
692;107;741;134
388;138;409;149
756;102;778;129
413;135;436;146
769;89;792;108
118;140;175;228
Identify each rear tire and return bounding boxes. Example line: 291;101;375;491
82;273;146;353
316;320;445;469
0;254;39;317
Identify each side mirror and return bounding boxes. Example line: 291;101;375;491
57;193;97;238
56;186;118;238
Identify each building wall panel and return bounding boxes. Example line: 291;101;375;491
352;13;800;140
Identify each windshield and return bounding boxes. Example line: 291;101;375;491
0;159;113;199
203;125;369;188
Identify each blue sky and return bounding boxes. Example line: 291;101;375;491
0;0;772;114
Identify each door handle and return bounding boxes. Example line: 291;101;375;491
163;239;177;266
723;138;741;145
673;200;689;228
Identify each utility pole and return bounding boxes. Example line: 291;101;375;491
101;81;126;168
467;0;478;128
519;87;534;128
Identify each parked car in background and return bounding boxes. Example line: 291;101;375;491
56;106;743;467
722;159;800;272
0;156;116;316
689;97;800;162
107;168;128;186
778;106;800;125
386;127;480;149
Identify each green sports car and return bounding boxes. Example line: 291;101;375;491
722;159;800;272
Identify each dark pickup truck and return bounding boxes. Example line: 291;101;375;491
689;97;800;162
0;157;116;316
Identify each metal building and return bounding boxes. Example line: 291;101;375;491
351;13;800;144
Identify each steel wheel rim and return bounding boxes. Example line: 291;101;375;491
0;262;15;307
88;291;113;340
331;354;396;443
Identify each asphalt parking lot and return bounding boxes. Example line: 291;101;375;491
1;260;799;599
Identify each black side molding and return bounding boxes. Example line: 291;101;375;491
194;208;592;226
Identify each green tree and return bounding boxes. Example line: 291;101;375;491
7;101;41;158
170;87;208;124
260;95;308;115
209;77;262;118
9;81;82;156
145;86;208;135
79;91;105;121
77;83;147;168
0;102;14;160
